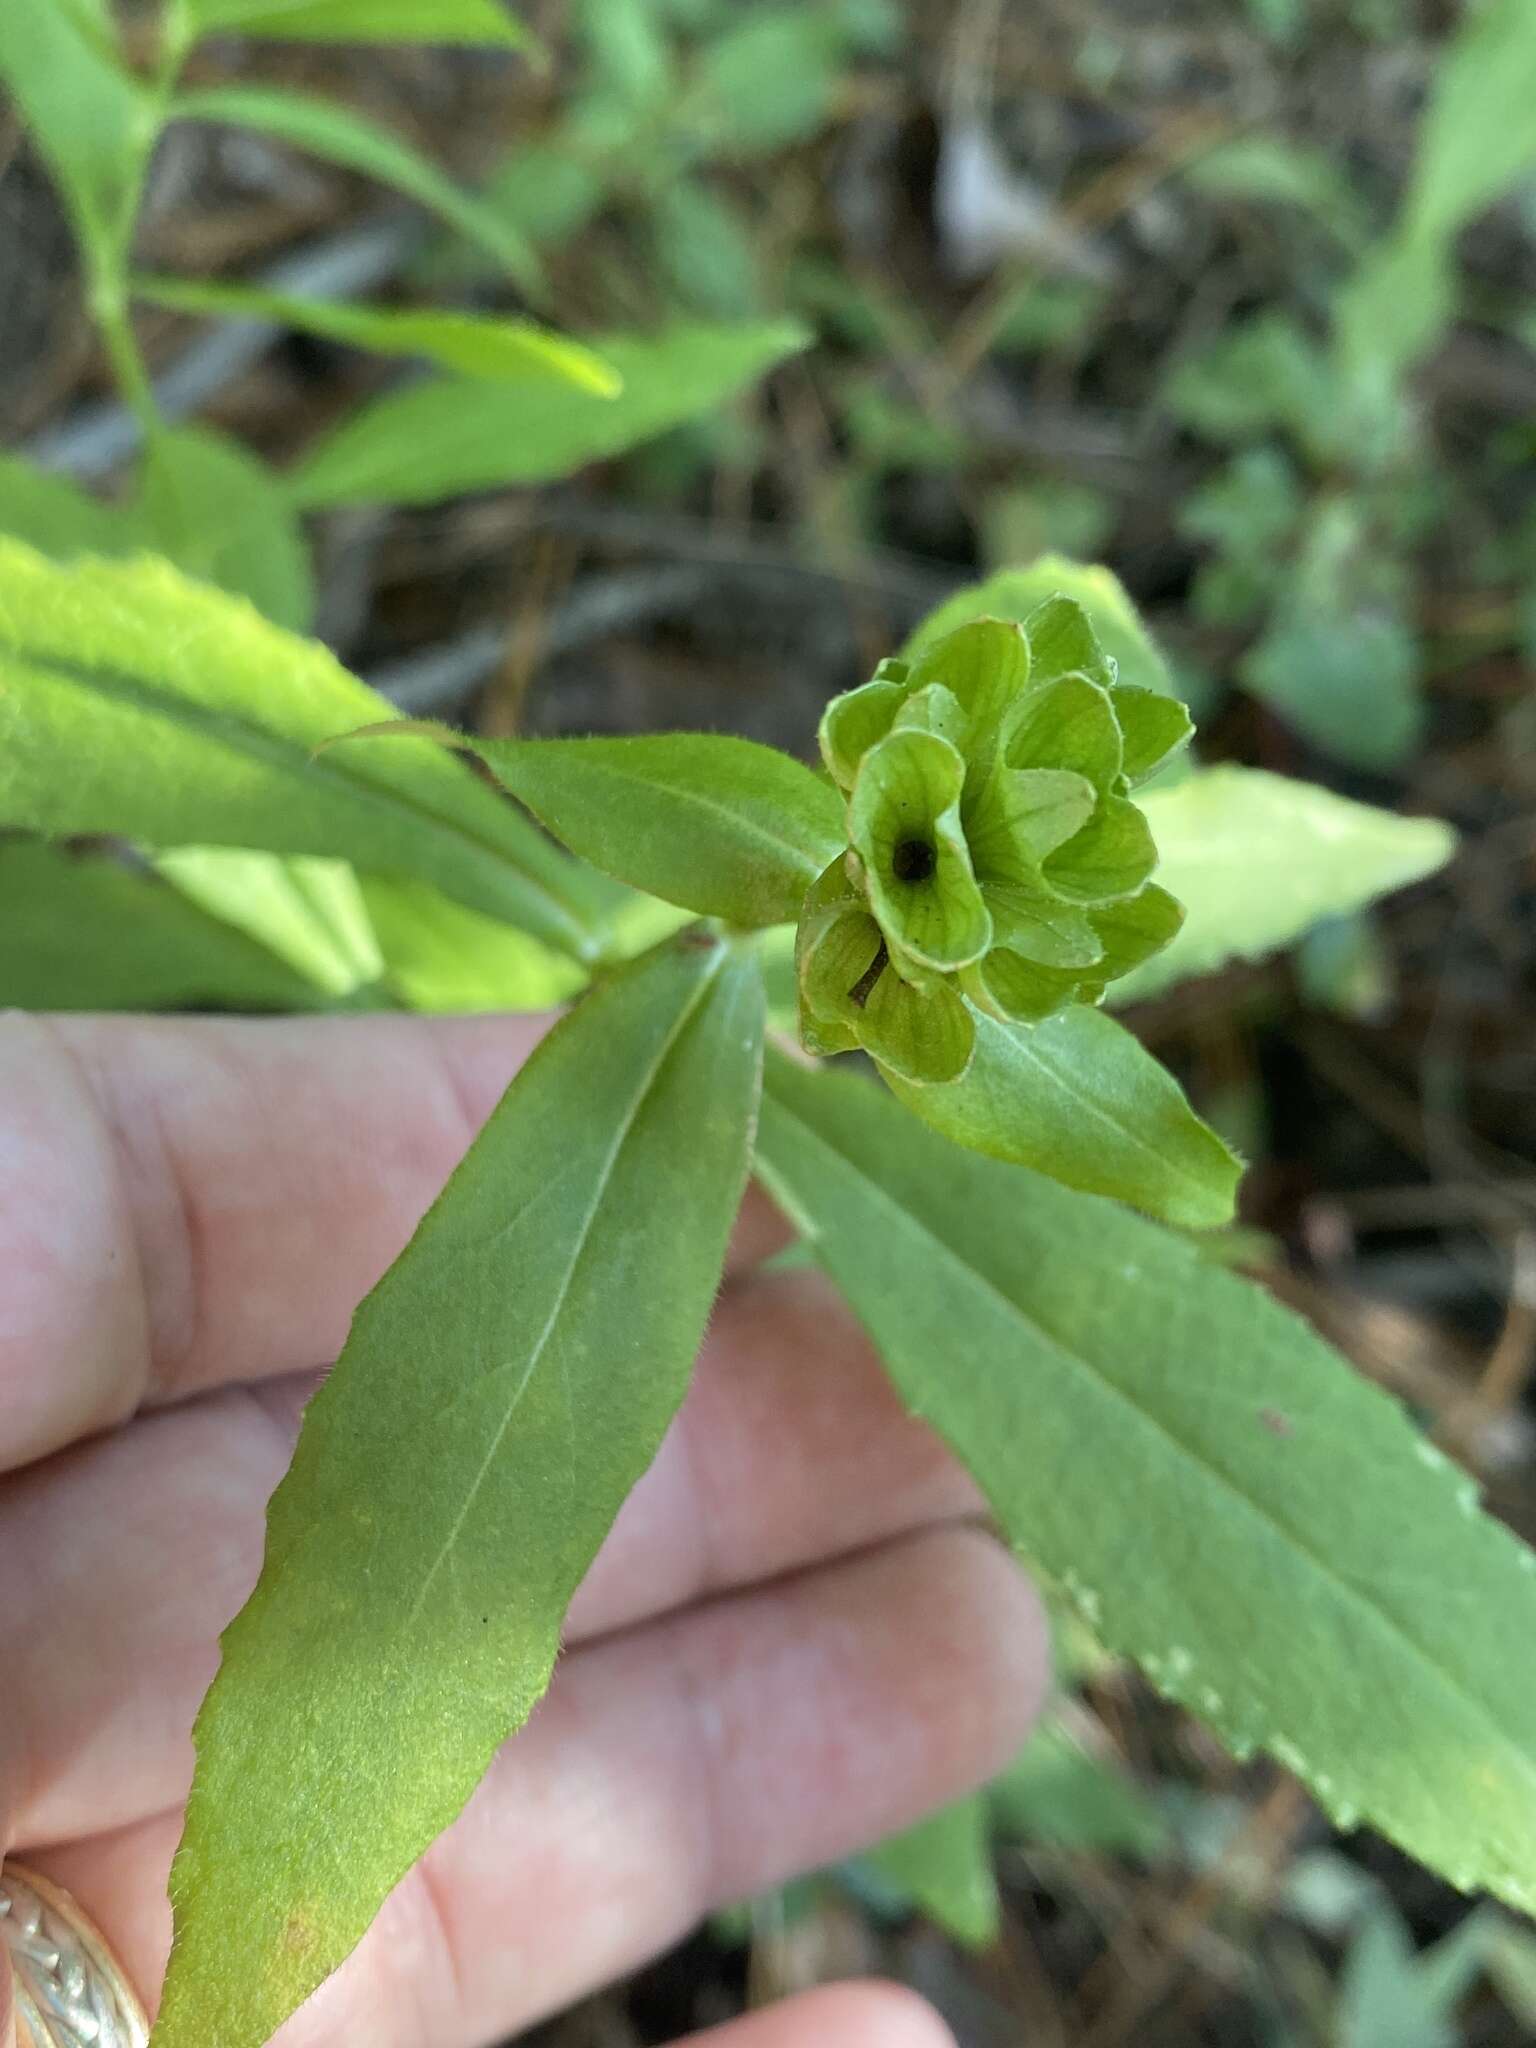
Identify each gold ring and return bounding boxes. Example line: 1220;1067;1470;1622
0;1862;148;2048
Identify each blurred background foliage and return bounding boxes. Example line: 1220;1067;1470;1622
4;0;1536;2041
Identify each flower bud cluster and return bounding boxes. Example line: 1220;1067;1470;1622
795;599;1192;1083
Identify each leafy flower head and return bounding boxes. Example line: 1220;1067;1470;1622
796;599;1193;1083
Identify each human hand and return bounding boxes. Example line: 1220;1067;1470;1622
0;1012;1046;2048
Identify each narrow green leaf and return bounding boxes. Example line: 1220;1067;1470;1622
857;1796;1000;1948
0;0;145;254
360;876;587;1012
0;455;143;560
0;541;607;958
756;1053;1536;1919
905;557;1176;700
169;85;539;288
0;837;340;1012
1114;768;1456;1005
158;933;764;2048
288;321;808;508
466;731;846;928
1400;0;1536;246
183;0;528;48
156;847;383;997
884;1003;1239;1228
141;425;315;631
132;273;617;393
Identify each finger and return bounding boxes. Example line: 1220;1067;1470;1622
0;1012;789;1471
4;1269;981;1843
0;1945;13;2048
680;1984;957;2047
29;1526;1045;2048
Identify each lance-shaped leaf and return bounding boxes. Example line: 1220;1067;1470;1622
288;321;808;508
755;1054;1536;1918
156;846;382;997
157;932;764;2048
460;731;845;928
848;727;991;971
184;0;529;44
132;273;616;392
882;1003;1241;1228
1115;767;1457;1005
170;85;540;288
0;0;145;254
0;542;607;958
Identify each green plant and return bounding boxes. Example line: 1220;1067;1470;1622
5;530;1532;2048
1167;0;1536;769
0;0;805;623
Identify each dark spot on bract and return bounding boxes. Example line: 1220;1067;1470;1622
1261;1407;1293;1438
892;837;936;883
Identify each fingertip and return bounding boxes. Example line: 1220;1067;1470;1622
687;1981;956;2047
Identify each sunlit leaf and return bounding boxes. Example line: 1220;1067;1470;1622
183;0;528;48
132;273;617;392
1114;768;1456;1005
156;846;382;997
158;933;764;2048
0;541;607;958
756;1053;1536;1921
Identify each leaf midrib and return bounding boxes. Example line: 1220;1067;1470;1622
760;1081;1536;1809
1;647;598;954
402;946;728;1625
500;744;840;905
970;1012;1221;1210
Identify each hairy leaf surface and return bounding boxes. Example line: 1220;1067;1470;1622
884;1004;1241;1228
157;933;764;2048
0;541;606;957
1115;768;1455;1004
469;732;846;928
289;322;807;507
756;1054;1536;1918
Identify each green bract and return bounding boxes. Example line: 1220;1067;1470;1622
798;603;1193;1082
